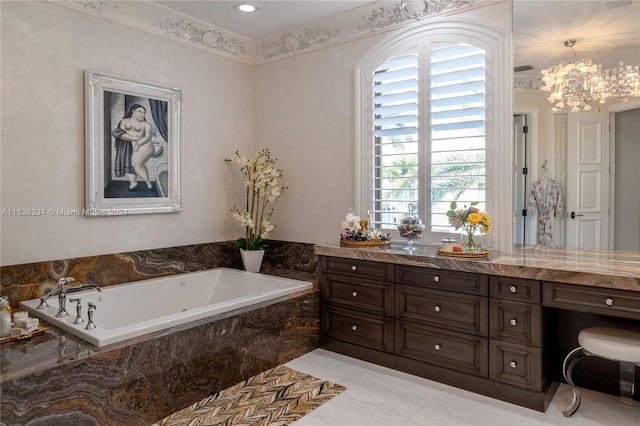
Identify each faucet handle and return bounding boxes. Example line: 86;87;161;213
85;303;97;330
70;298;84;325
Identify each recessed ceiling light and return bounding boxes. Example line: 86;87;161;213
236;3;257;13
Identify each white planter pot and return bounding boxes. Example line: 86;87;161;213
240;249;265;272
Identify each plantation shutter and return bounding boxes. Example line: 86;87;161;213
368;41;487;237
429;43;486;232
371;53;419;227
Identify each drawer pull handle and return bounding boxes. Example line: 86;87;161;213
434;344;441;351
434;306;441;313
510;318;518;326
352;291;358;297
352;325;358;331
434;276;440;282
605;298;614;306
351;265;357;271
509;361;517;369
509;286;517;294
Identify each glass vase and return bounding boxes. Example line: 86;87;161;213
462;227;480;253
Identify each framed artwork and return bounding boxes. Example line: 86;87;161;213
85;70;183;216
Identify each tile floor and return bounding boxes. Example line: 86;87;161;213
285;349;640;426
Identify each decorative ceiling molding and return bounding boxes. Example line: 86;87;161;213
359;0;473;31
257;26;338;60
72;0;117;15
53;0;252;63
155;20;246;58
51;0;488;65
514;76;542;91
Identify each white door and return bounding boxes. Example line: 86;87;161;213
566;112;610;249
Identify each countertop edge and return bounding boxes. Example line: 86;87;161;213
314;243;640;292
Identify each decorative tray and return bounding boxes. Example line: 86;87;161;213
0;325;48;344
340;239;392;248
436;248;490;258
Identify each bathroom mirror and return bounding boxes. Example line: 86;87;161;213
512;0;640;251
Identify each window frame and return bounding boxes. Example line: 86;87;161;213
355;18;513;250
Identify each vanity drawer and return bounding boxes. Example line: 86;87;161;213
489;340;543;391
395;321;488;377
396;285;488;336
543;282;640;320
322;277;393;316
395;265;488;296
321;257;393;281
321;306;393;353
490;276;541;303
490;300;541;346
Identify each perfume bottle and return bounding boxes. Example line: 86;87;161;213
0;296;12;338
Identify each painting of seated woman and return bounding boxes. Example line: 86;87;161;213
103;92;169;199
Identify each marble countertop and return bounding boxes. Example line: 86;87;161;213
314;243;640;292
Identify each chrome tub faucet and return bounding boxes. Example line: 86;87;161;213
37;277;102;318
38;277;75;310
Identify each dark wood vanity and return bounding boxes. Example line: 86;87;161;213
315;244;640;412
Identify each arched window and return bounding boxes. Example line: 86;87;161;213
356;19;511;247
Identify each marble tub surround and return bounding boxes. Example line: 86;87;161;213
259;240;318;274
0;288;319;425
314;243;640;291
0;240;318;309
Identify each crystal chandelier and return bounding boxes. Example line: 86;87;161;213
540;40;640;112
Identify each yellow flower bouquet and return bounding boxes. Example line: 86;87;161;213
446;201;492;253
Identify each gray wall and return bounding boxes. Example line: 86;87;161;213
614;108;640;251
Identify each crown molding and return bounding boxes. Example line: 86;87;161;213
358;0;473;31
51;0;498;65
514;75;543;91
53;0;252;62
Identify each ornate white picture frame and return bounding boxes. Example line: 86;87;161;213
85;71;183;216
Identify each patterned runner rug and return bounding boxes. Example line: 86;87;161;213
158;365;346;426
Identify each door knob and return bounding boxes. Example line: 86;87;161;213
569;211;584;219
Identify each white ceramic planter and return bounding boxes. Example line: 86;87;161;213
240;249;265;272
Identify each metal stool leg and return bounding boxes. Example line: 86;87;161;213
619;362;637;407
562;346;587;417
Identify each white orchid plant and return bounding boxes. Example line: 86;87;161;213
226;149;287;250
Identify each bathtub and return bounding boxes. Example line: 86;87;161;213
19;268;313;347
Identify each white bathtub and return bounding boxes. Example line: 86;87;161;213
20;268;313;347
